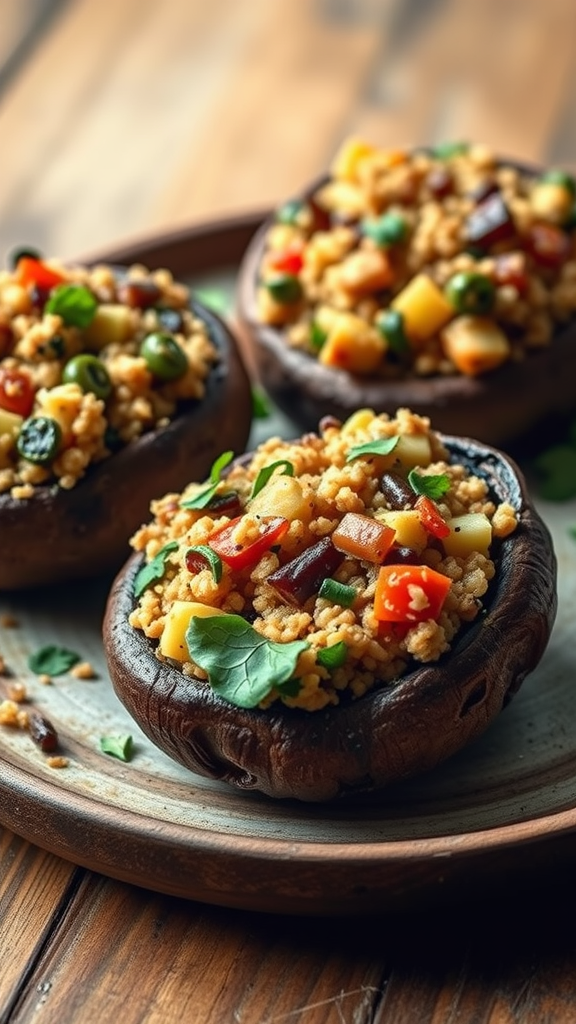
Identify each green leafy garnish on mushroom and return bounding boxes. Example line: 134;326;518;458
345;436;399;462
316;641;348;670
133;541;178;599
28;644;81;676
185;613;308;709
250;459;294;500
180;450;234;510
408;469;451;500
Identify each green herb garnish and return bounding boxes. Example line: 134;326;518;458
316;641;348;670
100;734;134;762
408;469;450;499
250;459;294;499
251;386;271;419
275;677;303;698
185;614;308;709
180;450;234;510
185;544;223;583
318;578;357;607
45;283;98;328
133;541;178;599
28;644;81;676
346;436;399;462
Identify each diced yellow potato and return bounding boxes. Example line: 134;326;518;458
249;474;311;523
441;316;510;376
391;274;454;343
375;509;428;553
341;408;376;435
330;138;377;181
319;312;385;374
83;303;133;350
443;513;492;558
314;181;366;218
393;433;432;469
160;601;226;662
0;408;23;439
530;181;573;225
338;249;394;296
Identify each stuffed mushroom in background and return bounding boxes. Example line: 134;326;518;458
237;139;576;445
104;407;557;802
0;254;252;589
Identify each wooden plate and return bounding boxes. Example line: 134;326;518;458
1;214;575;916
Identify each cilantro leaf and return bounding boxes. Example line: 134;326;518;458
346;436;399;462
45;283;98;328
185;614;308;709
133;541;178;598
28;644;81;676
408;469;450;499
180;450;234;510
316;641;348;670
100;734;134;762
250;459;294;499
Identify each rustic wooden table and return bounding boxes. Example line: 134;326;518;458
2;1;576;1021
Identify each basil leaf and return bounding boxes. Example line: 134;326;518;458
251;386;270;419
28;644;81;676
408;469;451;499
133;541;178;598
100;734;133;762
185;613;309;709
318;578;356;607
185;544;223;583
250;459;294;499
316;641;348;670
180;450;234;510
346;436;399;462
45;283;98;328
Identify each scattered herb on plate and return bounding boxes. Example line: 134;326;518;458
28;645;81;676
100;734;134;762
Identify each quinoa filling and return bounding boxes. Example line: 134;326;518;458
129;408;518;712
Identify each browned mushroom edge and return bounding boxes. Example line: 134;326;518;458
103;435;557;803
236;166;576;447
0;301;253;591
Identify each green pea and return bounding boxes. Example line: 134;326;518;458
139;332;188;381
375;309;409;354
541;169;576;198
17;416;62;465
432;141;469;160
265;273;303;304
445;272;495;315
362;212;407;247
276;199;305;225
62;354;112;400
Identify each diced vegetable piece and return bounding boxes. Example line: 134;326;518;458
267;537;343;606
15;257;66;291
265;273;303;304
465;192;515;248
530;181;574;224
318;312;385;374
525;223;572;269
267;244;304;275
160;601;226;662
0;367;34;417
374;564;452;623
340;408;376;435
393;433;432;469
319;578;357;607
376;309;409;354
441;315;510;376
249;474;311;522
208;516;290;570
83;303;133;349
0;407;24;438
330;137;378;181
380;470;416;509
375;509;428;553
414;495;450;539
338;249;395;296
362;212;407;247
493;253;529;294
443;513;492;557
117;279;161;308
445;272;495;315
331;512;395;563
391;274;454;344
16;416;62;464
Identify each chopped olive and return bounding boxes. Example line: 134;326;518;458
445;272;495;315
117;278;162;308
465;192;515;248
265;273;303;304
376;309;409;354
155;307;185;333
28;711;58;752
384;545;420;565
62;354;112;400
380;471;415;509
267;537;343;606
17;416;62;464
361;212;407;247
139;332;188;380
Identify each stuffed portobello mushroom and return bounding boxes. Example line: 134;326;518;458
104;408;557;802
237;138;576;445
0;253;252;589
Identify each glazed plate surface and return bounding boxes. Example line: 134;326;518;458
1;216;575;915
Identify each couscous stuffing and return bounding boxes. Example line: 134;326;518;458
0;254;218;497
255;138;576;378
129;408;518;712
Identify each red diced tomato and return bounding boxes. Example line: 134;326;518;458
0;367;35;417
525;224;571;269
414;495;450;539
208;515;289;570
268;245;304;275
15;257;66;291
374;564;452;623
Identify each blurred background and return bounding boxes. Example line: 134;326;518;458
2;0;576;261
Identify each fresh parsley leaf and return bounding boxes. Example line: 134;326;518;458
316;641;348;670
408;469;450;499
45;283;98;328
185;544;223;583
185;613;309;709
250;459;294;499
251;386;271;419
180;450;234;510
133;541;178;598
100;734;134;762
28;644;81;676
346;436;399;462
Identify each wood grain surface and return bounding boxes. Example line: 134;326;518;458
2;1;576;1021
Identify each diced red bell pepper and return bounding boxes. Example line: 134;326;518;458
15;256;66;291
374;564;452;623
0;367;35;417
525;223;572;269
268;244;304;275
208;515;289;570
414;495;450;539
